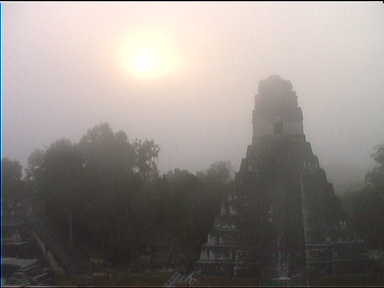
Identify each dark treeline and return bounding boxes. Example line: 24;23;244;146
3;123;233;270
4;122;384;271
342;144;384;251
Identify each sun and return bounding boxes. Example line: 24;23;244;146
132;47;160;75
118;30;179;79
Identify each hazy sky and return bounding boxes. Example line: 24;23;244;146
4;2;384;189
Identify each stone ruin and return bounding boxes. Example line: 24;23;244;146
196;75;368;281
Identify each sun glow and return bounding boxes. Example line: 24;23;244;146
119;30;179;79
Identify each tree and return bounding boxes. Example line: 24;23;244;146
133;139;160;181
25;149;46;204
161;162;234;271
27;123;163;264
25;122;233;270
2;158;25;219
342;144;384;250
366;144;384;195
38;139;84;248
201;161;234;184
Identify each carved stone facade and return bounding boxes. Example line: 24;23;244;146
196;75;368;280
197;188;241;277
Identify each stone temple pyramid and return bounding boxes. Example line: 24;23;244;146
196;75;368;281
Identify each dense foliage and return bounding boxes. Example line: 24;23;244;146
342;144;384;250
3;123;231;270
9;123;383;272
3;158;25;219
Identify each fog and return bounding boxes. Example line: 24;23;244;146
4;2;384;192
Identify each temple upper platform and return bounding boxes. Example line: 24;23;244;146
252;75;304;143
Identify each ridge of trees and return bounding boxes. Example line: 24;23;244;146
341;144;384;250
3;123;233;269
4;122;384;268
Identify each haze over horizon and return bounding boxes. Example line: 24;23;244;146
4;2;384;192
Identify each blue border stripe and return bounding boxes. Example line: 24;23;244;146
1;2;3;285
